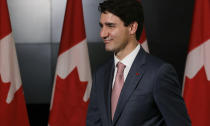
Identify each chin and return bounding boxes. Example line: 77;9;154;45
105;46;115;52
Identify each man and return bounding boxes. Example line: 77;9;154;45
87;0;191;126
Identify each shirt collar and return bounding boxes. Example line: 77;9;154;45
114;44;140;68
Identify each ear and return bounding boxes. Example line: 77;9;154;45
129;22;138;35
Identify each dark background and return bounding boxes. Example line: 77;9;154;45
16;0;194;125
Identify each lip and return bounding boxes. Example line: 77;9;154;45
104;39;112;44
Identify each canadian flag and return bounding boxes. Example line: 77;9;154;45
48;0;92;125
0;0;30;126
182;0;210;125
139;27;149;53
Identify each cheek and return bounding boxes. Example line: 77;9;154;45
110;28;129;42
118;29;129;40
110;29;122;39
110;29;117;36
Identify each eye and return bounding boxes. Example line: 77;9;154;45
99;23;103;28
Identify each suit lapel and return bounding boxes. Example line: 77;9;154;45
112;47;147;125
103;59;114;125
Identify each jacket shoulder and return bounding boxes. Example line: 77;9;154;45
94;57;114;74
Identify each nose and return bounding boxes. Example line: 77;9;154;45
100;27;108;39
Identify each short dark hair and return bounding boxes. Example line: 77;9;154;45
98;0;144;40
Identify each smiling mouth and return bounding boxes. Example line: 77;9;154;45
104;39;112;43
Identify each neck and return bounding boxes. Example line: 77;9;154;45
115;40;139;60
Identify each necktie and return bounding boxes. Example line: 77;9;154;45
111;62;126;119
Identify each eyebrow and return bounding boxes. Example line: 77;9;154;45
105;22;116;27
99;22;116;27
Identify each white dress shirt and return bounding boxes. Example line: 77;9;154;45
112;44;140;88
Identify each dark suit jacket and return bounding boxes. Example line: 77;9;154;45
86;47;191;126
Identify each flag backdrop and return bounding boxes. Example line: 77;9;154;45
48;0;92;125
183;0;210;125
0;0;30;125
139;27;149;53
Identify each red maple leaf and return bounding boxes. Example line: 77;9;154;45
0;75;30;126
138;27;146;44
183;67;210;126
49;67;89;126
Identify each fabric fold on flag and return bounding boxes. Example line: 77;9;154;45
183;0;210;125
0;0;30;125
48;0;92;125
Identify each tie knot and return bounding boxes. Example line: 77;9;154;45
117;62;126;72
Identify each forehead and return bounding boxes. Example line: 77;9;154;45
100;12;123;24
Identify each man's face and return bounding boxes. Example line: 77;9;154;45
99;12;130;53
